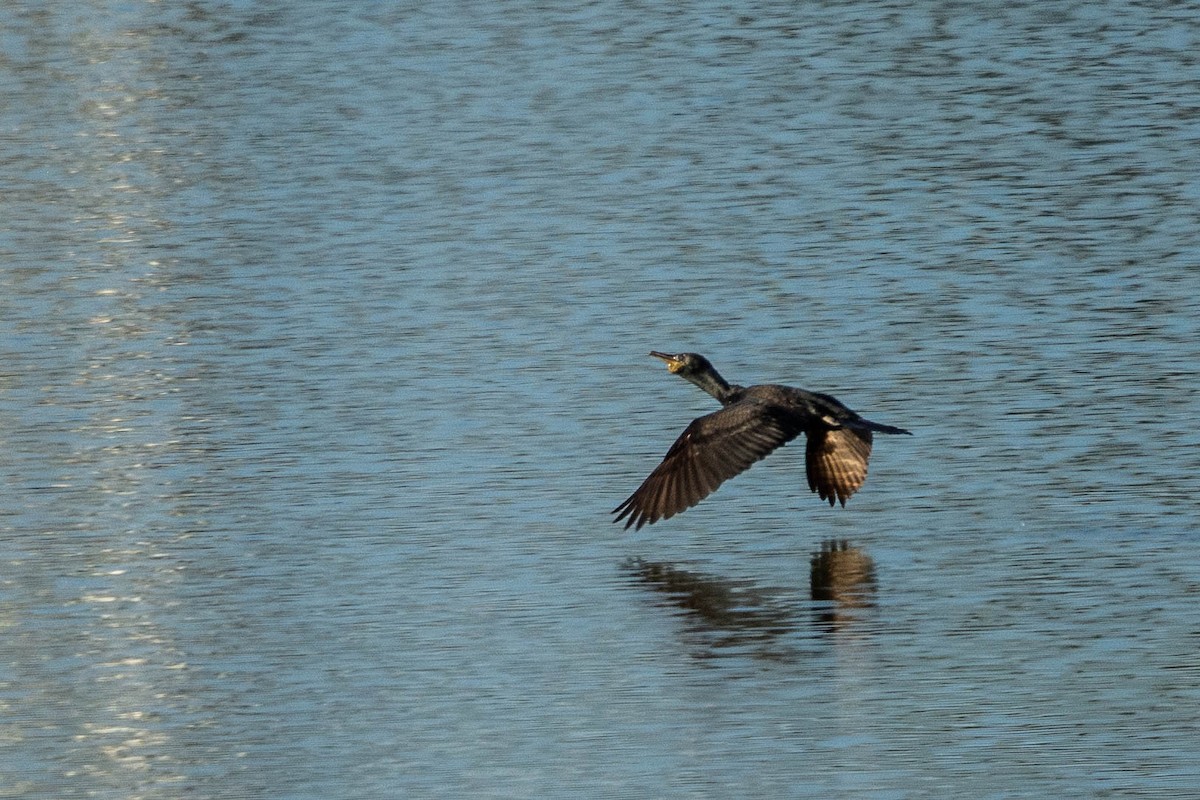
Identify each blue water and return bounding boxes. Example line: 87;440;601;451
2;2;1198;798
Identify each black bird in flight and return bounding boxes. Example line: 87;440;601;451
613;352;911;530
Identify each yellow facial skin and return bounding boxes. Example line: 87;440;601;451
650;351;684;373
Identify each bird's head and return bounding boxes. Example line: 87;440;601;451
650;351;714;377
649;351;734;402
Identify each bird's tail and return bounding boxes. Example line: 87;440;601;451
858;418;912;436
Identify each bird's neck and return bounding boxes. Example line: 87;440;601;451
686;369;739;405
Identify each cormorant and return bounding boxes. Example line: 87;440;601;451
613;352;911;530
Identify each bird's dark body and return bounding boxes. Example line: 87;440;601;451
613;353;910;530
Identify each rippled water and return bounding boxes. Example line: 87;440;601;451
3;2;1199;798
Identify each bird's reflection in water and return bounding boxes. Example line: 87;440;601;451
623;558;800;660
625;540;878;659
810;539;877;632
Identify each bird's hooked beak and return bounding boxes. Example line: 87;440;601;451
650;351;684;373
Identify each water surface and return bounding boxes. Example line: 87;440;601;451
2;2;1198;798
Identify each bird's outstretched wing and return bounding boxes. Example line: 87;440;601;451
613;401;803;530
805;425;873;507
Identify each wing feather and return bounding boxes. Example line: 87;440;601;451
613;400;803;530
805;426;874;507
